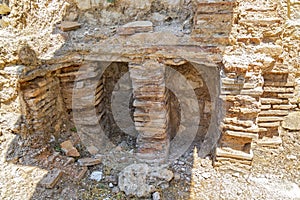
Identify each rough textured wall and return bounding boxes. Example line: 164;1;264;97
216;0;300;170
68;0;197;28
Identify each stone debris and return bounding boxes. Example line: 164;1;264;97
77;157;102;166
118;21;153;35
118;163;173;197
64;157;75;166
112;186;120;193
106;175;118;185
174;172;181;180
40;169;63;189
86;145;99;155
178;161;185;165
90;171;103;181
75;167;88;181
152;191;161;200
150;167;174;182
47;152;60;163
58;21;81;32
60;140;80;157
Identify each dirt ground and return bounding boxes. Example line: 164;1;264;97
0;126;299;200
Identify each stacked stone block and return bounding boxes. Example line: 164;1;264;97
129;60;170;162
236;1;283;44
258;73;296;138
216;68;261;168
192;1;236;45
215;0;287;168
20;75;63;142
71;63;105;134
57;65;81;111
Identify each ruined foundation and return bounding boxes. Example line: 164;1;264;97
0;0;300;171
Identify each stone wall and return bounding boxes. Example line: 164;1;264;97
215;0;300;170
19;73;64;143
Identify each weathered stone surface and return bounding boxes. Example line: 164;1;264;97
118;21;153;35
257;136;282;147
260;98;283;104
118;164;173;197
257;117;283;122
225;130;258;140
282;112;300;130
90;171;103;181
77;157;102;166
152;192;161;200
272;104;297;110
75;167;88;181
129;61;169;162
40;169;63;189
258;122;281;128
59;21;81;32
18;44;38;66
0;3;10;14
259;110;289;116
86;146;99;155
60;140;80;157
216;147;253;161
264;87;294;93
74;0;92;10
192;1;235;45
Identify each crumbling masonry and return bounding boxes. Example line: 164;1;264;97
0;0;299;170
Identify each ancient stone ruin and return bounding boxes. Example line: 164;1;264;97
0;0;299;198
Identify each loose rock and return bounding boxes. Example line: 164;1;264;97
75;167;88;181
90;171;103;182
77;157;102;166
40;168;63;189
86;145;99;155
60;140;80;157
152;191;161;200
118;163;173;197
59;21;81;32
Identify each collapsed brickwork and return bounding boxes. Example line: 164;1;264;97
0;0;299;170
215;0;300;170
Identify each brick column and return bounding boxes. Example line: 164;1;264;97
72;62;106;153
129;60;169;162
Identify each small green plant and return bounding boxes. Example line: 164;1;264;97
106;0;115;3
54;145;62;152
70;127;77;132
